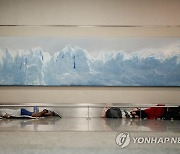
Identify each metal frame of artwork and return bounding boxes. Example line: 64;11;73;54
0;25;179;86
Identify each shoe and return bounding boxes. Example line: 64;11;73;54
51;111;61;118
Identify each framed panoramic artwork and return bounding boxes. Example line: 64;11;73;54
0;26;179;86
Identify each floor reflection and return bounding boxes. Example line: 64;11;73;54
0;118;179;132
0;117;61;131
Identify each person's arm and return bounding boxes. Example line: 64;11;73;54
130;108;142;118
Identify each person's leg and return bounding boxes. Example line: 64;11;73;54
21;108;48;117
31;109;48;117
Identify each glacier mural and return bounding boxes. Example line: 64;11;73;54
0;37;180;86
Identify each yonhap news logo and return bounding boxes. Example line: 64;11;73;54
115;132;131;149
116;132;180;149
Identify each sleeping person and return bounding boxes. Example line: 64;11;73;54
0;108;61;118
130;104;166;119
101;104;168;119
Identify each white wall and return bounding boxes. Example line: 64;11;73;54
0;0;180;105
0;0;180;26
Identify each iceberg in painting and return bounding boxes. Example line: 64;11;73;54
0;37;180;86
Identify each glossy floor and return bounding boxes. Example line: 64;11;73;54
0;118;179;132
0;118;179;154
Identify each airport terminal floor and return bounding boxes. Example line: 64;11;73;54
0;117;179;154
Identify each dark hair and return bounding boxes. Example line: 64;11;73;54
106;107;122;118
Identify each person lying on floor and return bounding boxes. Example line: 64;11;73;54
101;106;132;118
101;104;168;119
131;105;180;120
130;104;166;119
0;108;61;118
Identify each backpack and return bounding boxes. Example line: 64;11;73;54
106;107;122;118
